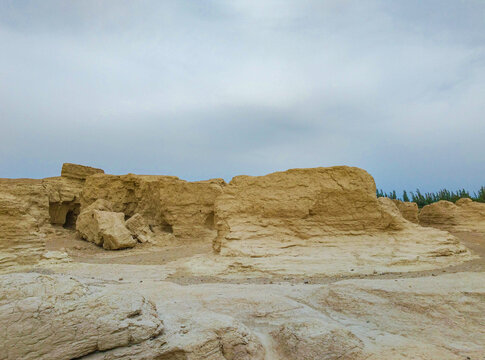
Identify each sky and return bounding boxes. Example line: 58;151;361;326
1;0;484;193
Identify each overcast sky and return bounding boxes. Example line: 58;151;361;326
1;0;484;193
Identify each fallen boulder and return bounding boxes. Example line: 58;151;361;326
76;199;137;249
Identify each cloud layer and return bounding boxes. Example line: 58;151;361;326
1;0;484;192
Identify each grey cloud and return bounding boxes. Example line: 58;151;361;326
0;0;484;193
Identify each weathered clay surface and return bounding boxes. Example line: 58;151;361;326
61;162;104;180
392;199;419;223
81;174;225;242
419;198;485;232
77;199;137;249
0;273;163;360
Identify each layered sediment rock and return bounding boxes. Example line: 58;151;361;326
43;176;84;227
81;174;225;243
0;179;49;270
0;164;105;271
45;163;105;228
419;198;485;232
392;199;419;223
61;162;104;180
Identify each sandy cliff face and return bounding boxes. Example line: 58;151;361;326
0;164;104;271
419;198;485;232
81;174;225;243
0;179;49;269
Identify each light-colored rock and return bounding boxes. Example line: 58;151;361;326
81;174;225;243
271;321;365;360
76;199;137;249
310;272;485;359
419;199;485;232
41;267;483;360
61;162;104;180
392;199;419;223
150;312;266;360
0;271;266;360
126;213;155;243
0;273;163;360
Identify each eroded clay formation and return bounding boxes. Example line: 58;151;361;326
1;163;484;359
419;198;485;232
1;164;480;271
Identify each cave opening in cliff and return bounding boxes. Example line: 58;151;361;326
160;216;173;233
63;210;77;229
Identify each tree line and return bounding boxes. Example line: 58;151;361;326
376;187;485;208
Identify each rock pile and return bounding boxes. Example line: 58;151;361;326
81;174;225;243
76;199;137;249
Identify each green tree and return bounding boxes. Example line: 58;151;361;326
402;190;410;202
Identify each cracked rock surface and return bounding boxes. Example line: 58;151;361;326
0;273;162;360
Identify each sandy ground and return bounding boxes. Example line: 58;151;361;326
45;229;485;284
